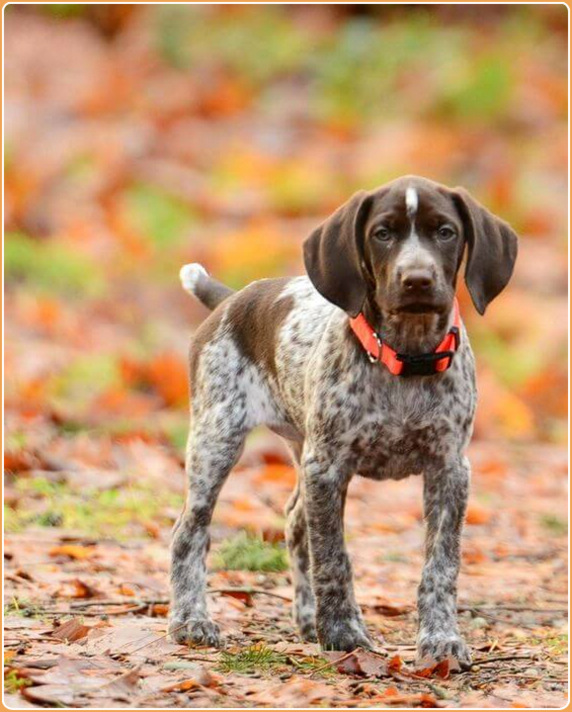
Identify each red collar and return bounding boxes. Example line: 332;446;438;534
349;299;461;377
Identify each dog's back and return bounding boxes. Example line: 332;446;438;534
181;266;334;420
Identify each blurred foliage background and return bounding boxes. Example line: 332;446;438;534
4;4;568;509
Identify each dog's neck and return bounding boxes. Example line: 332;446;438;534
362;299;452;355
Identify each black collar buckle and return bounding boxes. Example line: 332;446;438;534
396;349;456;378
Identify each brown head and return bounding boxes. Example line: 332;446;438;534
303;176;518;349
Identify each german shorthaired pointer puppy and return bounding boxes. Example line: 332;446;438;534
169;176;518;669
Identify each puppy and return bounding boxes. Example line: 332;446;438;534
169;175;517;668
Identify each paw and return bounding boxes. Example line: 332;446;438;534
417;631;471;671
169;616;222;648
295;614;318;643
317;615;373;652
293;602;318;643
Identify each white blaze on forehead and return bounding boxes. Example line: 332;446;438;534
405;186;418;218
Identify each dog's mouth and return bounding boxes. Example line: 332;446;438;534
394;302;444;315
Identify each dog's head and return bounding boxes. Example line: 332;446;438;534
303;176;518;320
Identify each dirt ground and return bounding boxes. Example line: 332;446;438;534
4;430;568;708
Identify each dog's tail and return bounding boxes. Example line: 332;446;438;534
179;263;235;311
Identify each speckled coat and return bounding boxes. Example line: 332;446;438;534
169;176;518;669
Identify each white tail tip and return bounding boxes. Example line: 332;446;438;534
180;263;208;294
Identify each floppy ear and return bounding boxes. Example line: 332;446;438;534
452;188;518;315
303;191;373;317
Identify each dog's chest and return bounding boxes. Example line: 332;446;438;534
349;387;451;480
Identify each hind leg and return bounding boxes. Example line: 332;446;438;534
285;477;317;642
169;413;246;647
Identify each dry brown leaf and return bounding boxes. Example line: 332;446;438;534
68;578;101;599
51;619;92;642
371;598;414;617
324;649;388;677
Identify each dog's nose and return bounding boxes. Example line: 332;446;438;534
401;269;434;291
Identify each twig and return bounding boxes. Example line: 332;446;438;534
69;587;292;610
459;604;568;614
209;587;292;602
463;607;538;629
470;654;536;668
311;649;357;675
70;598;159;609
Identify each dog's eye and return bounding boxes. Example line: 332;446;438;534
373;227;391;242
437;226;456;241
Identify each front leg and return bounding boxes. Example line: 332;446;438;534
303;450;372;651
417;455;471;670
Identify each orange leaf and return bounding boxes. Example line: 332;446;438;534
463;546;487;565
466;504;492;526
162;678;201;692
4;450;38;473
49;545;94;560
119;583;137;597
146;352;188;408
69;579;100;599
142;520;161;539
388;655;403;674
254;464;297;487
94;387;155;417
219;589;254;606
383;686;399;697
415;659;450;680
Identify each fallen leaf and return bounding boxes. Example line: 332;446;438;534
219;589;254;606
466;504;492;526
378;691;441;708
51;619;92;642
414;659;450;680
4;449;39;473
23;684;76;707
68;578;101;599
162;678;202;693
49;545;94;560
324;649;388;677
370;598;414;617
388;654;403;674
118;583;137;597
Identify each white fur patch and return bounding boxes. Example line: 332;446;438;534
406;186;418;217
180;263;208;294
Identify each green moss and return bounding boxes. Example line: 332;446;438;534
218;644;287;675
540;514;567;536
5;232;103;298
121;182;195;250
214;532;288;572
41;4;86;19
51;354;120;404
5;476;184;540
472;330;542;387
4;670;33;693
